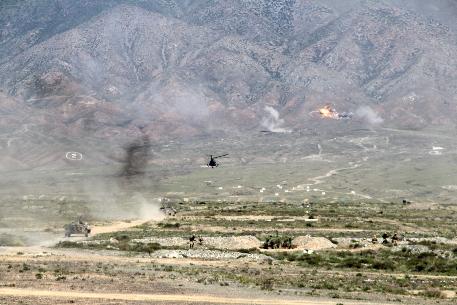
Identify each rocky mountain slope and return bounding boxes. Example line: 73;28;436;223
0;0;456;168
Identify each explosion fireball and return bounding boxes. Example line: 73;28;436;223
310;105;353;120
319;105;339;119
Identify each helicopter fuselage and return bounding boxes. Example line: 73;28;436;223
207;156;218;167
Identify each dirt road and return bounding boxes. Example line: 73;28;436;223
90;219;147;234
32;219;149;247
0;288;390;305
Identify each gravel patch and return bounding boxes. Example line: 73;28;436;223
151;249;271;262
405;237;457;245
132;237;188;247
132;235;261;250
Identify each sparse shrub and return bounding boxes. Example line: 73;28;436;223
260;278;274;290
349;243;362;249
145;242;161;252
21;263;31;272
0;234;25;246
372;259;395;270
420;288;446;298
237;248;259;254
339;257;363;269
158;222;180;228
115;234;131;242
299;254;323;266
57;241;86;249
322;282;337;290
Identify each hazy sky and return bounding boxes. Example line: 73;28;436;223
318;0;457;31
391;0;457;30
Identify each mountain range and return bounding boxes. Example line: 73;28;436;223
0;0;456;169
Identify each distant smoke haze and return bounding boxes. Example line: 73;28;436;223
355;106;383;125
261;106;290;133
391;0;457;30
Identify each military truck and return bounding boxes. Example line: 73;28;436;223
64;218;91;237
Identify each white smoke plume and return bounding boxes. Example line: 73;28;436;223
261;106;290;133
355;106;383;125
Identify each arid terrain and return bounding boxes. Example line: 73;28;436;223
1;124;457;305
1;198;457;305
1;1;457;304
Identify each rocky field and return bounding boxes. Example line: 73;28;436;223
1;199;457;304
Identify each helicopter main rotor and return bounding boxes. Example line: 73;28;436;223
213;153;228;159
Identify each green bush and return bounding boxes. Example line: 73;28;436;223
158;222;180;228
262;235;293;249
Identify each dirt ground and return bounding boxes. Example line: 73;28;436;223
2;202;457;305
0;287;393;305
0;245;386;305
0;248;454;305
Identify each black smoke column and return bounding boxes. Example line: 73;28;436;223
120;131;151;177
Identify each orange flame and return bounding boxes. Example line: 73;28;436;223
319;105;338;119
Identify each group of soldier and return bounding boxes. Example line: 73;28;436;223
189;235;204;248
372;232;401;245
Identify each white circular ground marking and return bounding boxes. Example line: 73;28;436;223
429;150;442;156
65;152;83;161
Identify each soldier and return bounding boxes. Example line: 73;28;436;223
391;233;399;246
382;232;390;244
287;237;292;249
371;235;378;244
189;235;196;249
198;236;203;245
265;235;271;249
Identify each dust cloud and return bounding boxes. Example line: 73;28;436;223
261;106;290;133
355;106;383;125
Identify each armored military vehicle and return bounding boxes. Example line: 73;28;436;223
64;218;91;237
160;206;177;216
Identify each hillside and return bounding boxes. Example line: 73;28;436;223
0;0;456;170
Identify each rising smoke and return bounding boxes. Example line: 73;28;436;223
261;106;290;133
355;106;383;125
120;133;151;177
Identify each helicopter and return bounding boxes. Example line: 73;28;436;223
207;154;228;168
